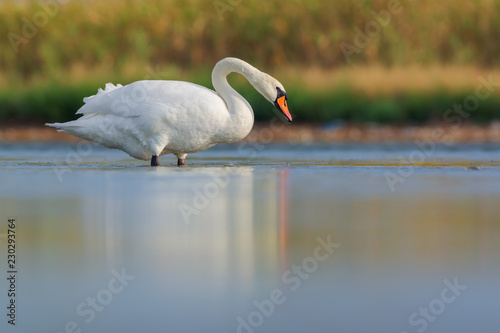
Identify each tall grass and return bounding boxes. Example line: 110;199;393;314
2;0;500;76
1;0;500;123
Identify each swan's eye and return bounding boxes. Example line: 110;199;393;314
276;87;286;100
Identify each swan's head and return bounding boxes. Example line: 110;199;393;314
273;86;292;123
254;74;292;123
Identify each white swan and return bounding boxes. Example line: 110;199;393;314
46;57;292;166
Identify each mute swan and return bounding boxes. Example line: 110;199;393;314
46;57;292;166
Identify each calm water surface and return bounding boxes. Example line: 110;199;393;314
0;142;499;332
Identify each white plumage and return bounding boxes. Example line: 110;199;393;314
46;57;292;166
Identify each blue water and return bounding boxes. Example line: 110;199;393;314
0;142;499;332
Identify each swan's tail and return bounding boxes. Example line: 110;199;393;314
45;82;123;132
45;120;90;141
45;122;73;129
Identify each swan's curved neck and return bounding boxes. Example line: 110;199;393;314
211;58;261;141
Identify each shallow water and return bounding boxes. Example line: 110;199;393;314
0;142;499;333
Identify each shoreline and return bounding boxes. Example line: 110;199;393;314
1;123;500;144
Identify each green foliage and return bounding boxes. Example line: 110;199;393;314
2;80;499;125
0;81;96;122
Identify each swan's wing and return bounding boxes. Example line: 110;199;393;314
77;80;222;119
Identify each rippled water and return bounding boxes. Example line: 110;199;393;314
0;142;499;332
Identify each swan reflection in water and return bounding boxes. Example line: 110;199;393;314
74;167;292;293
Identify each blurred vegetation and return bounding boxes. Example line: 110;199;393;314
1;0;500;124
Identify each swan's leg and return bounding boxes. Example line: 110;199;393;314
147;138;166;167
176;153;187;167
151;155;160;166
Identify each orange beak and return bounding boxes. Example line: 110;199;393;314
275;95;292;122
